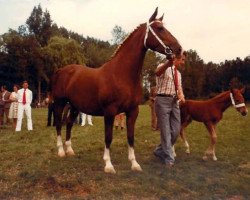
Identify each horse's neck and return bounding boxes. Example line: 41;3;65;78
214;91;232;112
106;24;147;83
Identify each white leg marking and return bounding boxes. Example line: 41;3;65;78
172;145;177;157
185;141;190;154
212;150;217;161
103;147;116;174
57;136;65;157
65;140;75;156
128;146;142;172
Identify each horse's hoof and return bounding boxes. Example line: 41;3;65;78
185;150;190;154
131;164;143;172
58;150;66;157
104;166;116;174
173;153;177;157
202;156;208;161
213;156;218;161
66;150;75;156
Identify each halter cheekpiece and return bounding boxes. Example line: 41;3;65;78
230;93;245;108
144;21;173;55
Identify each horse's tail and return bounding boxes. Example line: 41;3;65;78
47;70;60;104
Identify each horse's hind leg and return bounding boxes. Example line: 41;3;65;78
203;122;217;161
54;100;67;157
126;107;142;172
65;106;79;156
103;114;116;174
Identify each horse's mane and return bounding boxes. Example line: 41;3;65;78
211;90;230;103
110;23;145;59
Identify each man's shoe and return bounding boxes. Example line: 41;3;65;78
165;163;174;169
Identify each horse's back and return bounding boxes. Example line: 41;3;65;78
52;64;98;97
181;100;217;123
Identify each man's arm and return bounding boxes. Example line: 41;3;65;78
155;60;173;76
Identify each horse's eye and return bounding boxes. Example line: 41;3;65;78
157;27;164;32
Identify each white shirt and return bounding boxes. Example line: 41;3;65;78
156;64;182;96
17;88;33;105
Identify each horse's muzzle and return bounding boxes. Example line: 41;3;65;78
241;110;248;116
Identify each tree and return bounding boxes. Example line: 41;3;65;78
41;36;86;77
180;50;205;98
111;25;127;45
26;4;53;47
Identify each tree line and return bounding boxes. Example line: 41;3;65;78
0;4;249;103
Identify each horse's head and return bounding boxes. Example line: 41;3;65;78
230;88;248;116
144;7;182;59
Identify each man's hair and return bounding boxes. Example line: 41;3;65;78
13;84;20;90
23;80;28;84
1;85;7;90
182;51;187;57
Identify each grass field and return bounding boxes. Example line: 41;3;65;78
0;104;249;200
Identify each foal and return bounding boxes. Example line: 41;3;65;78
179;88;248;161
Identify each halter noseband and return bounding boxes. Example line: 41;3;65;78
230;93;245;108
144;21;173;55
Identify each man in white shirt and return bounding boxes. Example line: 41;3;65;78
15;81;33;131
153;52;186;168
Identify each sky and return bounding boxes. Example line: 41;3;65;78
0;0;250;63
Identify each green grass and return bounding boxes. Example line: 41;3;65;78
0;104;249;199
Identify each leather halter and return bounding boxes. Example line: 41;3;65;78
144;20;173;55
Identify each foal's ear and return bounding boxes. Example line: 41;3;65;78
149;7;158;22
240;87;246;94
159;13;164;21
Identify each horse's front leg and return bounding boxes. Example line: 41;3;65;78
64;106;79;156
54;101;66;157
126;107;142;172
180;126;190;154
103;115;116;174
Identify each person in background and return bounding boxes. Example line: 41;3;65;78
153;52;186;168
8;84;20;129
149;86;158;131
1;85;11;125
0;88;3;127
114;113;125;130
80;113;93;126
45;93;55;127
15;81;33;132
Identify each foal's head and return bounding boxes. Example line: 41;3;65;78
144;7;182;59
230;88;248;116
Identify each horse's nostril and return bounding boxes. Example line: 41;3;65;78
242;112;247;116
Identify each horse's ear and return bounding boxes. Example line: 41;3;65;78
159;13;164;21
240;87;246;94
149;7;158;22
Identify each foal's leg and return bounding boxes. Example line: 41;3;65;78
126;107;142;172
65;106;79;156
54;101;66;157
180;120;191;154
203;123;217;161
103;115;116;174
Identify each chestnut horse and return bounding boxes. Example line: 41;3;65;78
179;88;248;161
50;8;182;173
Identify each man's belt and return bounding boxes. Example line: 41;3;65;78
156;94;176;97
